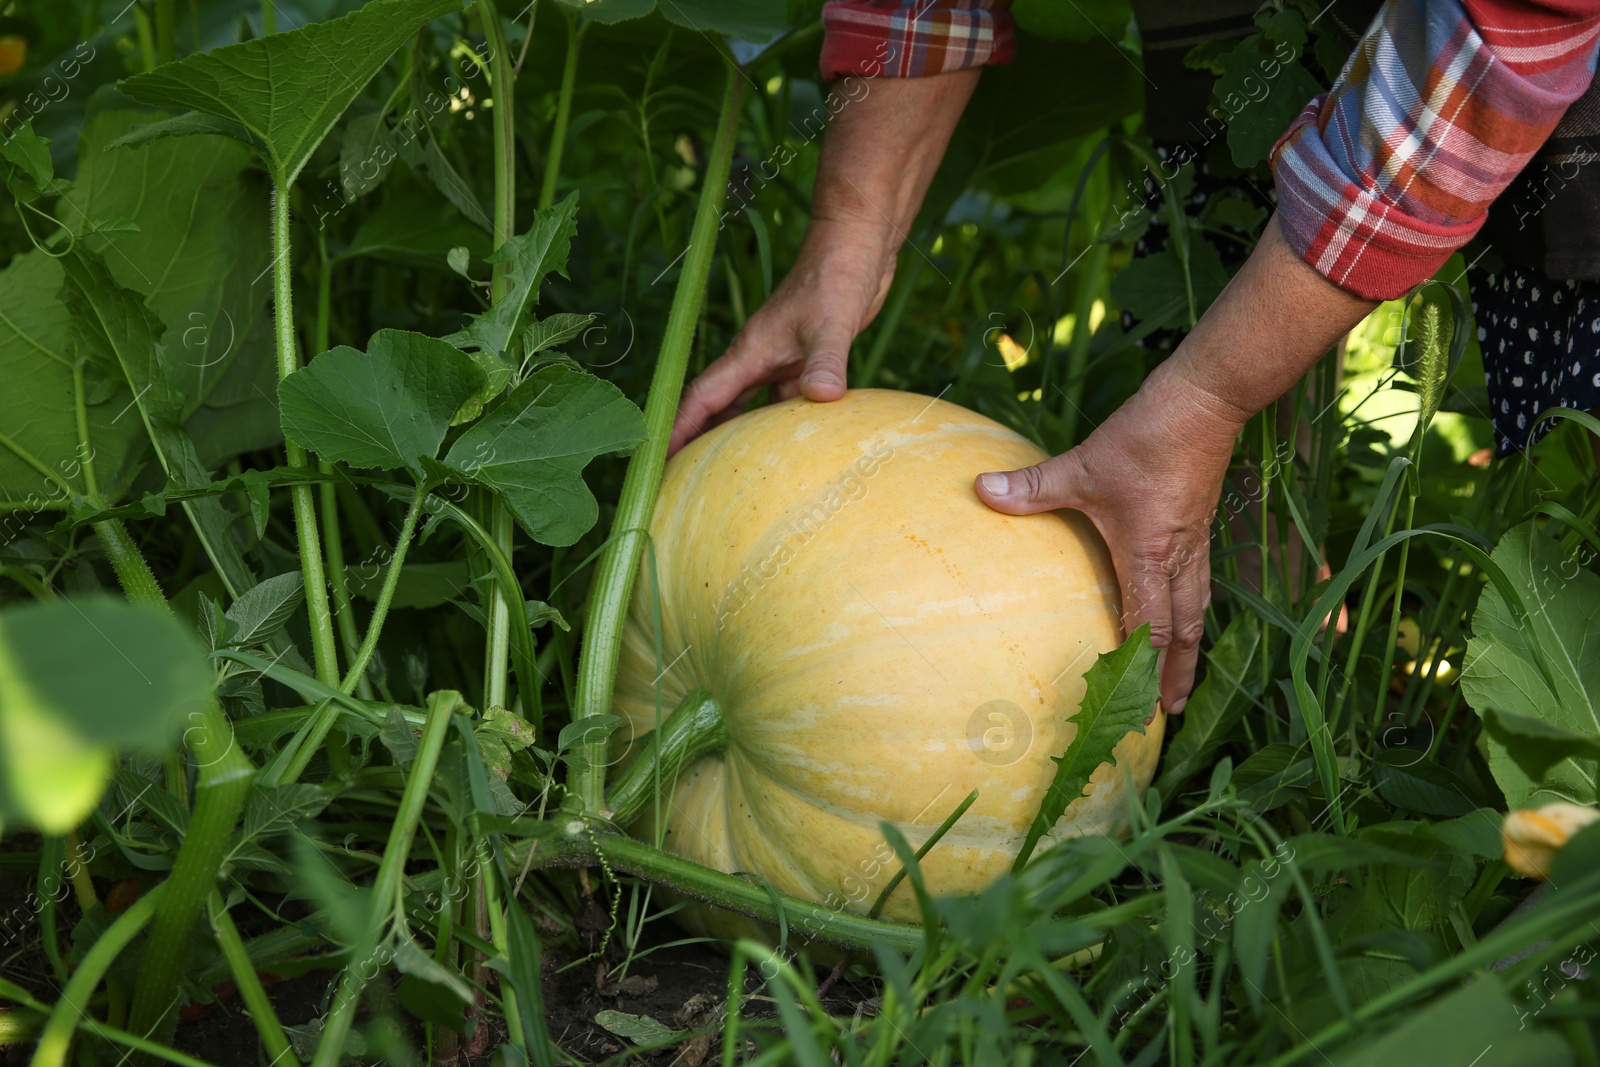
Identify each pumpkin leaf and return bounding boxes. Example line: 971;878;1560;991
444;193;580;361
278;329;486;477
442;366;645;547
116;0;459;188
69;108;272;428
1327;972;1569;1066
1479;706;1600;781
1461;520;1600;806
547;0;787;39
522;313;596;357
0;250;147;509
1014;624;1158;870
0;598;213;833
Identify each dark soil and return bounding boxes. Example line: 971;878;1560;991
2;892;878;1066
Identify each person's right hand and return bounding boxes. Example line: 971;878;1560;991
668;219;896;456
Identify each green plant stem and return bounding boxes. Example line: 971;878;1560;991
475;842;524;1045
209;890;299;1067
539;824;924;953
260;0;275;33
339;482;427;696
153;0;175;63
603;691;723;825
313;233;370;699
273;187;342;693
34;838;67;985
93;519;165;605
133;6;158;72
311;691;460;1067
1058;224;1110;447
479;0;520;717
0;1009;42;1045
127;704;256;1059
538;14;583;211
569;64;745;814
269;483;429;784
1269;875;1600;1066
29;884;164;1067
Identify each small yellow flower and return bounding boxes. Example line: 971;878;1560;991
1502;803;1600;880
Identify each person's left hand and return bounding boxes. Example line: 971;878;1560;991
974;358;1250;713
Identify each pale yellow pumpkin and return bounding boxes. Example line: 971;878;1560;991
612;390;1164;933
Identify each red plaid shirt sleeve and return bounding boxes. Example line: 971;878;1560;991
1270;0;1600;300
820;0;1016;80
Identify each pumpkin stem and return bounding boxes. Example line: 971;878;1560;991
604;690;724;827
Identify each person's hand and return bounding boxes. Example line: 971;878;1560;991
974;359;1250;713
669;70;983;456
974;213;1377;712
668;217;895;455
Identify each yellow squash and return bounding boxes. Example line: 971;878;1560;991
613;390;1164;932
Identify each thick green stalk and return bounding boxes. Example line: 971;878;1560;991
603;691;723;826
209;891;298;1067
538;15;583;211
93;519;165;605
480;0;519;716
127;705;256;1058
273;187;342;690
545;826;923;954
569;66;745;813
30;885;163;1067
154;0;175;63
132;7;157;72
313;234;370;698
311;691;461;1067
475;842;523;1046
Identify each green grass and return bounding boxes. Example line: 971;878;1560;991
1;1;1598;1065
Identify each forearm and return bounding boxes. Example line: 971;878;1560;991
1157;213;1378;437
808;70;980;257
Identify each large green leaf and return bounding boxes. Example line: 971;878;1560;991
0;597;213;833
1461;521;1600;806
1014;624;1157;869
444;193;580;360
549;0;785;38
0;251;147;509
278;329;486;477
116;0;460;188
1328;972;1570;1066
442;366;645;547
66;108;270;418
62;251;261;596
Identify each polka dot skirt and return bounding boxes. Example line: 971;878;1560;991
1471;266;1600;457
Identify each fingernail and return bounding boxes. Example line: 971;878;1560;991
802;370;841;389
979;472;1009;497
1169;697;1187;714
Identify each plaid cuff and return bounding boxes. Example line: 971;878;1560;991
1269;0;1600;300
820;0;1016;81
